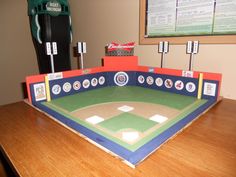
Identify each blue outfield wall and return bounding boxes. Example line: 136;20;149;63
29;71;219;104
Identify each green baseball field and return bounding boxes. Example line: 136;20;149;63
42;86;207;152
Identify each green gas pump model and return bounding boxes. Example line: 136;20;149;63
28;0;72;73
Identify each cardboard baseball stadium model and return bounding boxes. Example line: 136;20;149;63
25;44;222;168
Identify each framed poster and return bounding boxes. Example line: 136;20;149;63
140;0;236;44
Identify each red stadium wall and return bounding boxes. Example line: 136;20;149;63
26;56;222;103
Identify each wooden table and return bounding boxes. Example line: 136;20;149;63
0;99;236;177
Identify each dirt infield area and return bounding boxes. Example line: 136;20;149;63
71;101;180;121
70;101;181;144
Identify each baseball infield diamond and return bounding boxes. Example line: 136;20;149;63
42;86;207;151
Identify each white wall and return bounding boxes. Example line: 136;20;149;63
0;0;38;105
0;0;235;106
70;0;236;100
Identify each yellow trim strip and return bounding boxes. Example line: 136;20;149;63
45;75;51;102
197;73;203;99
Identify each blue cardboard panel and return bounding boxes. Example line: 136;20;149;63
136;72;199;97
106;71;137;86
49;73;107;99
30;71;219;105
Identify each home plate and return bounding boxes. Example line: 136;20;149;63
122;131;139;142
86;116;104;125
149;114;168;123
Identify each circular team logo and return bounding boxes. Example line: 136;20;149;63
138;75;145;84
186;82;196;93
146;76;154;85
51;84;61;95
83;79;90;89
114;72;129;86
63;82;72;93
99;76;105;85
175;80;184;90
164;79;173;89
91;78;98;87
73;81;81;91
155;77;163;87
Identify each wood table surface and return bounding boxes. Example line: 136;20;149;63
0;99;236;177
